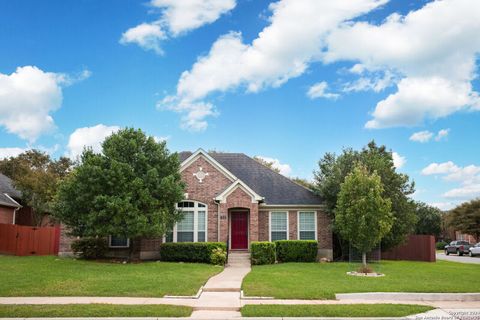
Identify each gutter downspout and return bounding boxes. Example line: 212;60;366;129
13;207;19;224
214;199;221;242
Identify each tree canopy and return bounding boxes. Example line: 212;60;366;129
335;165;393;266
0;150;73;226
314;141;416;251
53;128;185;245
448;199;480;241
414;201;442;237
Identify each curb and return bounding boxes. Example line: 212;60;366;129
336;292;480;301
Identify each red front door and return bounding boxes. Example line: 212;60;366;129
231;211;248;249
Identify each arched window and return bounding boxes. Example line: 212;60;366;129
165;201;208;243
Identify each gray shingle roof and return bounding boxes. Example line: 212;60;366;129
0;193;20;208
179;151;322;205
0;173;22;199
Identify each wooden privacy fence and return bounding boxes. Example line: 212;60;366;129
0;223;60;256
382;234;435;262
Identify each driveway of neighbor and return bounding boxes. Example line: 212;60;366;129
436;253;480;264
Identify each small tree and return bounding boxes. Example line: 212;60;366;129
53;128;185;258
0;150;73;226
335;165;393;268
449;199;480;241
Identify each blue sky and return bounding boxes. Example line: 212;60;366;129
1;0;479;210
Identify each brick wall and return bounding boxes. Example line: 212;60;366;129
181;155;232;242
258;211;269;241
58;224;76;256
288;211;297;240
0;206;14;224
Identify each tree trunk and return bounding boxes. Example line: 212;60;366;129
362;252;367;267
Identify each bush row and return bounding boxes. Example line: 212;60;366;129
251;240;318;265
160;242;227;265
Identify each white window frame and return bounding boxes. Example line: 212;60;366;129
167;201;208;242
108;236;130;248
269;211;289;242
297;211;318;241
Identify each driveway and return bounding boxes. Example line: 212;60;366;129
436;252;480;264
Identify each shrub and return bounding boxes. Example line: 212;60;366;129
436;241;448;250
251;241;275;265
71;237;108;260
275;240;318;262
160;242;227;264
210;247;227;266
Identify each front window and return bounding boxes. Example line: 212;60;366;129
109;236;129;248
166;201;208;243
270;211;288;241
298;211;316;240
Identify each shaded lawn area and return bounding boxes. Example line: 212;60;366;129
241;304;433;317
0;256;222;297
0;304;192;318
243;260;480;299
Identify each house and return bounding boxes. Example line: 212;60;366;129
0;173;22;224
59;149;333;260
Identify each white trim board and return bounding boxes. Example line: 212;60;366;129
180;148;237;182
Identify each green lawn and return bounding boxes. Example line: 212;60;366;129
243;260;480;299
241;304;434;317
0;256;221;297
0;304;192;318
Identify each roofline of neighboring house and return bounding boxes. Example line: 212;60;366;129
0;193;22;208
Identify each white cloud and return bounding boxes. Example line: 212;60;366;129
121;0;236;54
392;152;406;169
410;130;434;143
120;23;166;55
429;201;458;211
0;66;63;142
307;81;339;100
153;135;170;143
435;128;450;141
343;70;396;93
0;147;26;159
422;161;480;200
66;124;120;159
323;0;480;128
0;66;90;142
410;128;450;143
256;156;292;176
164;0;387;129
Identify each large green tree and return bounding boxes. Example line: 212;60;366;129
414;201;442;237
335;165;393;267
448;199;480;241
314;141;416;251
0;150;73;226
53;128;185;255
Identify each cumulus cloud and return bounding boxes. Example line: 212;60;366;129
121;0;236;54
164;0;387;130
435;128;450;141
323;0;480;128
392;152;406;169
422;161;480;199
429;201;458;211
66;124;120;159
307;81;339;100
0;66;90;142
410;128;450;143
0;147;27;160
255;156;292;176
410;130;434;143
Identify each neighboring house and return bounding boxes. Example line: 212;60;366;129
0;173;22;224
59;149;333;260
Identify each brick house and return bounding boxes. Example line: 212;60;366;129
60;149;333;260
0;173;22;224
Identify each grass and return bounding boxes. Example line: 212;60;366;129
0;255;222;297
241;304;434;317
0;304;192;318
243;260;480;299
